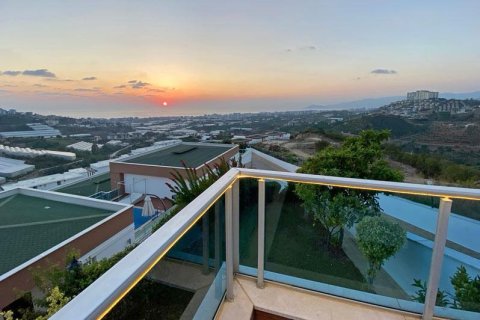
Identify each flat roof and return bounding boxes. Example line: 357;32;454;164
57;172;111;196
123;144;234;168
0;193;115;275
0;157;34;175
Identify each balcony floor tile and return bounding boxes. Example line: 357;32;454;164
216;275;429;320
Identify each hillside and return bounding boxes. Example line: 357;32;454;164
332;115;427;138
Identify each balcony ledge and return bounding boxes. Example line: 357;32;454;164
216;275;438;320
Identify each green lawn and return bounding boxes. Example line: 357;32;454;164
239;186;369;292
265;199;368;291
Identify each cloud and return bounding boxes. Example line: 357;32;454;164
371;69;397;75
1;68;57;78
114;85;127;89
301;45;316;51
285;45;317;52
128;80;137;83
46;78;74;82
74;88;100;92
22;69;56;77
82;76;97;81
1;70;22;76
148;88;165;93
130;80;150;89
36;91;77;97
33;83;48;88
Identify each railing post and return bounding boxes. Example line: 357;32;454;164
233;180;240;273
225;185;234;301
202;215;209;274
423;198;452;320
257;178;265;288
214;201;221;273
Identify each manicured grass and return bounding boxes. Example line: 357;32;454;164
239;186;368;291
105;279;194;320
265;198;368;291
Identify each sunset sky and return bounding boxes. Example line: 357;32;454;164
1;0;479;117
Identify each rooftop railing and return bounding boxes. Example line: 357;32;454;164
51;168;480;320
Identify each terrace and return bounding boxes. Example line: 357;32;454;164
52;168;480;320
0;194;113;275
123;144;234;168
110;142;238;201
56;172;112;197
0;188;132;308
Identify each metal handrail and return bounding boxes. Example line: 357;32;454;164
238;168;480;200
51;169;238;319
51;168;480;320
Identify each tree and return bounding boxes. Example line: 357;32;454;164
356;216;406;283
35;287;71;320
451;265;480;312
411;265;480;312
295;130;403;249
91;143;100;153
411;279;449;307
166;158;232;208
314;140;330;152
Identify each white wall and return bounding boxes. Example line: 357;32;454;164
383;234;480;298
79;225;135;262
124;173;174;198
249;148;299;172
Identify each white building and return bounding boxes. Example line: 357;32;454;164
0;157;35;178
265;132;291;141
0;144;76;160
407;90;439;101
1;168;89;190
0;123;61;138
67;141;103;152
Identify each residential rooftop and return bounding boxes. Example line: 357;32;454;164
123;143;235;168
0;157;35;178
56;172;111;197
0;192;115;275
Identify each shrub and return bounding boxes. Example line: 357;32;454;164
451;265;480;312
356;216;406;283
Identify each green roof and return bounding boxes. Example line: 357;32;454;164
57;173;111;196
0;194;114;275
124;144;233;167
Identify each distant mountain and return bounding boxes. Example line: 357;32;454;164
305;104;327;110
440;91;480;100
305;96;403;111
304;91;480;111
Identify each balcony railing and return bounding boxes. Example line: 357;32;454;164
51;168;480;320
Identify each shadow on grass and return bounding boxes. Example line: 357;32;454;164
239;185;370;292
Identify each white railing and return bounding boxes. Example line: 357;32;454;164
51;168;480;320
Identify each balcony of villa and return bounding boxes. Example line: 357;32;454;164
51;168;480;320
